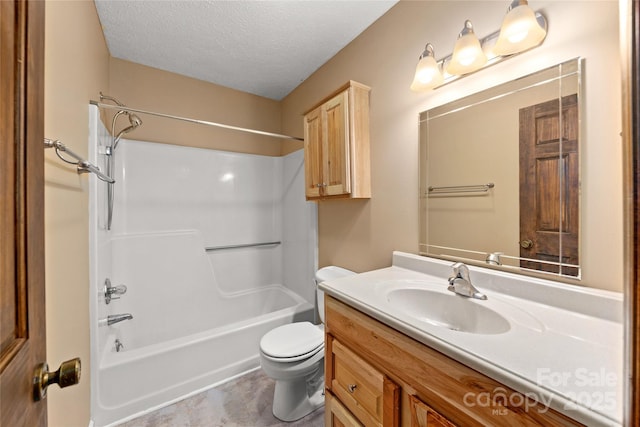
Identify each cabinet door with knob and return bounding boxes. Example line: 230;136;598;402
326;334;399;427
303;81;371;200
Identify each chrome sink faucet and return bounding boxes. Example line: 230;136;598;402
447;262;487;300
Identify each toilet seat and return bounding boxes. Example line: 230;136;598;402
260;322;324;362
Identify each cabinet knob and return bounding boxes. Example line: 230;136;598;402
347;384;357;393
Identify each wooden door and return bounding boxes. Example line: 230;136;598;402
323;91;351;197
0;1;47;425
304;106;323;198
626;1;640;423
519;95;579;276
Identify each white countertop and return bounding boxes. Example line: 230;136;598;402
318;252;623;427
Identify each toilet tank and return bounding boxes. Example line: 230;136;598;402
315;266;356;323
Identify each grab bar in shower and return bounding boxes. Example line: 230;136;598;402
44;138;115;183
205;241;281;252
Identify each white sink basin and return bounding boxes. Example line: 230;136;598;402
385;288;511;334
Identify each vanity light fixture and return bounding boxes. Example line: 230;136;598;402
410;43;444;91
493;0;547;56
409;1;547;92
446;20;487;75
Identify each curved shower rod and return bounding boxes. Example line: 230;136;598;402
44;138;115;183
89;100;304;142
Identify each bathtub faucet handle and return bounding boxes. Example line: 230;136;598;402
103;278;127;304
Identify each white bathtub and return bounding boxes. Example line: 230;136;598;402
92;231;313;426
95;287;312;427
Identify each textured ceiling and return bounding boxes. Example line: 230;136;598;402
94;0;398;100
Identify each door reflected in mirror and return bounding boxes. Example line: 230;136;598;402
419;58;581;279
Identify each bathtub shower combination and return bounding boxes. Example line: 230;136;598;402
88;105;317;426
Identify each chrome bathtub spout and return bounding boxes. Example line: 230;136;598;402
99;313;133;326
108;313;133;325
447;262;487;300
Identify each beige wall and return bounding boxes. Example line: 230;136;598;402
108;59;285;156
44;1;110;426
282;1;623;291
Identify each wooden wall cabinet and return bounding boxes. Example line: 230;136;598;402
324;296;584;427
303;81;371;200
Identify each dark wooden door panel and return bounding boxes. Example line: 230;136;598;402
0;1;46;425
519;95;579;277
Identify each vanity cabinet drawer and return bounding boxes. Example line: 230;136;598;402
327;335;399;427
408;394;457;427
326;390;364;427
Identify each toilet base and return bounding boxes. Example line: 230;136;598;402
272;377;324;422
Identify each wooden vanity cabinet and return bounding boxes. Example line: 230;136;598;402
324;296;585;427
303;81;371;200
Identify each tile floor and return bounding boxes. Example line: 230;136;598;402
117;369;325;427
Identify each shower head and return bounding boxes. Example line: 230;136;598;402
101;92;139;125
129;113;143;128
102;93;144;151
113;114;143;150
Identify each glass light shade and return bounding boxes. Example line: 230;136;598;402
410;45;444;91
446;21;487;75
493;2;547;56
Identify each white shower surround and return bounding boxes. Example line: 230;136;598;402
88;106;317;426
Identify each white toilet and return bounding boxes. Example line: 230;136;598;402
259;266;355;421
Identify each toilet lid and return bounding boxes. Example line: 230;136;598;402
260;322;324;360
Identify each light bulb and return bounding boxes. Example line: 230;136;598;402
410;44;444;91
494;0;547;56
446;20;487;76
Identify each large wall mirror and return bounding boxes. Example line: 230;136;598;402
419;58;582;279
